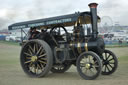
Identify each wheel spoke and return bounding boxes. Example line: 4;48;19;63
88;56;91;63
28;45;34;53
94;60;97;64
40;63;44;71
24;52;32;57
84;68;88;74
36;66;39;74
109;62;115;64
105;53;107;60
28;49;33;55
38;53;46;58
106;54;111;60
106;65;110;72
108;58;114;61
29;62;33;67
37;63;41;69
34;65;36;74
29;64;34;72
89;69;95;75
104;65;107;72
40;49;45;55
36;46;43;55
80;63;85;67
108;64;113;69
102;54;105;60
81;59;86;63
33;44;36;53
35;43;38;52
40;57;47;60
24;60;32;64
26;57;31;59
38;60;47;64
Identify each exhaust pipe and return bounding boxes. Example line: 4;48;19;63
88;3;98;38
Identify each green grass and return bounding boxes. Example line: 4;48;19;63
0;40;19;46
0;59;19;65
106;45;128;48
106;43;128;48
0;41;20;65
0;42;128;85
118;56;128;62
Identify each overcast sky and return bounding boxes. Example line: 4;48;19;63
0;0;127;30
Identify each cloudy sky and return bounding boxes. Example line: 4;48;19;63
0;0;127;30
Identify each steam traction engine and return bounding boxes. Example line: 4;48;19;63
8;3;118;80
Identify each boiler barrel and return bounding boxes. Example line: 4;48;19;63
70;38;105;55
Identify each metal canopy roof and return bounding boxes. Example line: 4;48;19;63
8;12;100;30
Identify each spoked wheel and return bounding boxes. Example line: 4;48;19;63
20;40;53;77
101;49;118;75
51;63;71;73
76;51;102;80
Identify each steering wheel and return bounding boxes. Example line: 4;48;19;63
50;26;69;45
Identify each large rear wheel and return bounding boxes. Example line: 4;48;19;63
20;39;53;77
76;51;102;80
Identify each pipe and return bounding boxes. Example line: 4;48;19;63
88;3;98;38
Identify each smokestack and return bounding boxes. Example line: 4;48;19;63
88;3;98;38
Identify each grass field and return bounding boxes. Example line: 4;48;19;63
0;41;128;85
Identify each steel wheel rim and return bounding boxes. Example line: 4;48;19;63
21;42;47;75
102;51;116;73
79;55;100;77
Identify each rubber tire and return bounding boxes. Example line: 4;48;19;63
76;51;102;80
51;64;71;73
20;39;53;77
102;49;118;75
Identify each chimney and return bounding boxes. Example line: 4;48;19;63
88;3;98;38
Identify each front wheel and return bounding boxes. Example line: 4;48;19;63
101;49;118;75
76;51;102;80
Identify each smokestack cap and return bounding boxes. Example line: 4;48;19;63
88;3;98;8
